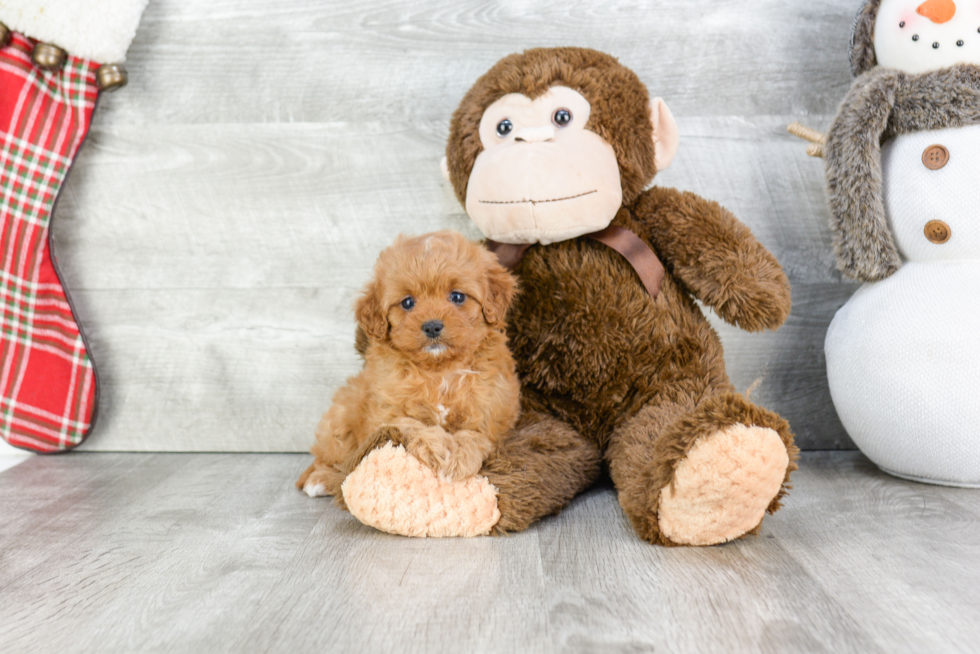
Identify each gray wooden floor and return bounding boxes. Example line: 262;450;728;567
1;452;978;654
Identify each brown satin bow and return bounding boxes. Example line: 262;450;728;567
487;225;665;298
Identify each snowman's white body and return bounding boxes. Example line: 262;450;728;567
825;124;980;487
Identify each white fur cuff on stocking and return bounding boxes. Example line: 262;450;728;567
0;0;148;62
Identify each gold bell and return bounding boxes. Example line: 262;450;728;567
96;63;128;92
33;42;67;70
0;22;12;48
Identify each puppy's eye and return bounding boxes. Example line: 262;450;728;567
553;109;572;127
400;297;415;310
449;291;466;305
496;119;513;137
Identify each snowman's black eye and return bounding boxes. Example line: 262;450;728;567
553;109;572;127
496;119;513;137
900;21;906;28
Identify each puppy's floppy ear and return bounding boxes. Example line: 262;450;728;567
480;252;518;327
354;280;389;342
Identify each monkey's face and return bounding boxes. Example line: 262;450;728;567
463;86;624;245
874;0;980;73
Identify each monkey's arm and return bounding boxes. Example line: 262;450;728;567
633;186;791;332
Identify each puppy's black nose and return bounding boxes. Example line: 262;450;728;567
422;320;444;339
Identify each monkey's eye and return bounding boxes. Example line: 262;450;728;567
553;109;572;127
400;297;416;310
449;291;466;305
496;119;513;137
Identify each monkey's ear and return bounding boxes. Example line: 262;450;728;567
650;98;679;172
440;156;451;182
481;254;518;327
354;280;389;342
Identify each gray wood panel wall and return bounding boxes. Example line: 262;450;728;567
55;0;864;452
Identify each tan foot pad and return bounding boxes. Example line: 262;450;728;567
341;443;500;538
658;424;788;546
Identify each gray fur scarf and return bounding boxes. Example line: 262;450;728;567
825;64;980;282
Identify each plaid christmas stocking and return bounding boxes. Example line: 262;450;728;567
0;33;100;452
0;7;146;454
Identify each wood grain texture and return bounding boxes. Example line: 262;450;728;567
1;452;978;653
99;0;858;126
43;0;864;451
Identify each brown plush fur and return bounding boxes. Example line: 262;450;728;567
444;48;797;545
297;231;520;496
343;48;798;546
825;64;980;281
483;407;604;534
849;0;882;77
607;393;798;546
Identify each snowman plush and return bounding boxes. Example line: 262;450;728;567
823;0;980;487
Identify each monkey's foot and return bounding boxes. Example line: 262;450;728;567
341;442;500;538
657;424;789;546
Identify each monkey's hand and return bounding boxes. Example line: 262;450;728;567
633;186;791;332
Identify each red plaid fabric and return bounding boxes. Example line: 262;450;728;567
1;33;99;453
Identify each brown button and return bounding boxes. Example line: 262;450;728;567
922;144;949;170
924;220;951;244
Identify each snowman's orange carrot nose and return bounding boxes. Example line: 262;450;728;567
917;0;956;24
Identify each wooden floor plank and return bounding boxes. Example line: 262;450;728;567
1;452;978;653
766;454;980;654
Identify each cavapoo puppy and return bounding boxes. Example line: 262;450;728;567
297;230;520;499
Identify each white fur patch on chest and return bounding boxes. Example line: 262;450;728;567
439;369;479;394
436;404;450;426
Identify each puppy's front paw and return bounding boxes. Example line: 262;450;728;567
438;430;493;481
304;480;328;498
398;425;493;481
297;465;345;499
402;426;456;478
401;427;485;481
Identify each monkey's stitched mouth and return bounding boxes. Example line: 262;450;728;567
479;190;598;206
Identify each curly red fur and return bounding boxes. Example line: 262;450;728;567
297;231;520;496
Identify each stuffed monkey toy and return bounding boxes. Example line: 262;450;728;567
313;48;799;546
819;0;980;486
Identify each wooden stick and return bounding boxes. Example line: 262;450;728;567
787;122;826;144
788;122;826;158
